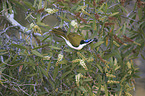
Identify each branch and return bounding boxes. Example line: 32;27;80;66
3;9;41;36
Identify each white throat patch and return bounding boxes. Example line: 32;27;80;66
61;36;91;50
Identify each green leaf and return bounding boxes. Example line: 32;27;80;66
98;3;105;12
138;8;142;20
25;12;32;20
33;44;49;50
64;49;73;52
119;5;127;14
53;66;59;80
27;73;38;77
10;54;18;64
37;22;49;27
7;1;12;14
31;50;43;57
92;41;104;48
58;16;70;22
23;1;35;10
0;50;6;52
38;0;42;9
49;46;61;50
38;67;43;81
112;49;121;60
11;43;27;49
104;84;108;96
96;81;102;96
60;71;71;80
115;26;122;35
47;60;51;73
96;64;103;73
79;86;87;93
83;78;93;82
123;23;126;34
58;60;68;64
109;12;119;17
141;54;145;60
133;2;137;11
119;87;123;96
120;74;127;84
42;35;51;42
39;66;49;78
70;0;81;11
130;14;136;24
0;52;8;55
104;3;108;14
1;56;11;65
93;19;97;31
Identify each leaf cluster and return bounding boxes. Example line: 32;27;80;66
0;0;145;95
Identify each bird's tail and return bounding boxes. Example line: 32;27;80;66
50;28;67;39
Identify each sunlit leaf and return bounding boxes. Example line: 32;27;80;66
109;12;119;17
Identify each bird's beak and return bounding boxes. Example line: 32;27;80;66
93;38;98;42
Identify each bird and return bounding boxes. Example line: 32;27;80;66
50;28;97;50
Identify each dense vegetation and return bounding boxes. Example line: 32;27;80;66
0;0;145;95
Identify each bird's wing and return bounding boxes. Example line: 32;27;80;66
67;33;84;47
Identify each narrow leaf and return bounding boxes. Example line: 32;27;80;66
31;50;43;57
96;64;103;73
10;54;18;64
49;46;61;50
33;44;49;50
119;5;127;14
79;86;87;92
92;41;104;48
39;66;49;78
11;43;27;49
53;66;59;80
109;12;119;17
138;8;142;20
60;71;71;80
123;23;126;34
104;84;108;96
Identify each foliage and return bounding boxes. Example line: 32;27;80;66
0;0;145;95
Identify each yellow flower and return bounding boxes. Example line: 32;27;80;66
57;54;63;61
75;73;83;86
45;8;58;14
43;56;51;60
80;60;88;70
